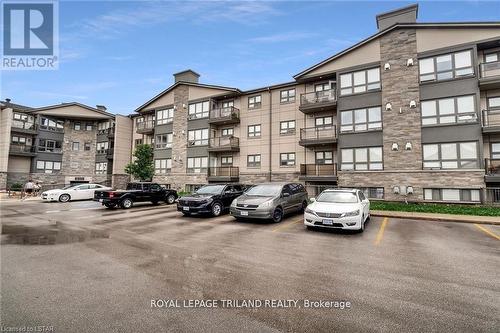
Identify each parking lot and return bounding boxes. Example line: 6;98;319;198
1;199;499;332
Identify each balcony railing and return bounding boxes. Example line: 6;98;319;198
300;163;337;177
300;89;336;107
482;109;500;129
209;107;240;124
96;148;109;155
37;147;62;153
207;166;239;178
9;144;36;154
12;120;37;131
480;61;500;78
208;136;239;150
300;126;337;141
136;120;154;133
485;158;500;175
485;188;500;204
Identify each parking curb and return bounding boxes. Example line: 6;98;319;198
371;211;500;225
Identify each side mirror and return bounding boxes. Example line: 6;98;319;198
310;198;316;202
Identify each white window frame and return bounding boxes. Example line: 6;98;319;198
248;124;261;138
248;95;262;109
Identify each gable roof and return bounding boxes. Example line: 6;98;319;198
134;81;241;112
1;100;33;112
26;102;114;119
294;22;500;80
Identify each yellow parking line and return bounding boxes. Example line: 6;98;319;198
474;224;500;241
272;218;303;233
374;217;389;246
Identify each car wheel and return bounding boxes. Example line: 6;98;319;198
359;215;365;233
272;208;283;223
166;194;176;205
104;202;116;209
121;198;133;209
59;194;70;203
211;202;222;217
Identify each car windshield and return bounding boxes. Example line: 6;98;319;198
316;191;358;203
245;184;282;197
195;185;225;195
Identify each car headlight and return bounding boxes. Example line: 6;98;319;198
305;207;317;216
341;210;360;217
259;200;273;208
230;199;237;207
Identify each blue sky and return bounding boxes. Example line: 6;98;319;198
2;0;500;114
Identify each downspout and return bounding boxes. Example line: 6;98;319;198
268;87;272;182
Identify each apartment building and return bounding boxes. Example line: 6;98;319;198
0;100;132;190
132;4;500;204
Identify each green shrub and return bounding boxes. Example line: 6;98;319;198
371;201;500;217
10;183;23;191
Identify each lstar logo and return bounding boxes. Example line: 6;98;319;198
2;0;59;70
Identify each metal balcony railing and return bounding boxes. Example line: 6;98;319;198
207;166;239;177
485;188;500;204
136;120;154;132
300;126;337;141
9;144;36;154
300;89;336;107
480;61;500;78
300;163;337;177
209;136;239;149
485;158;500;175
12;120;37;131
482;109;500;128
209;107;240;121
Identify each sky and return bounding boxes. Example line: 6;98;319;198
2;0;500;114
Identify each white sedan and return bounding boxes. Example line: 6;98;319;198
304;189;370;232
41;184;112;202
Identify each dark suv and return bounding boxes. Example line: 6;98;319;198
177;184;245;217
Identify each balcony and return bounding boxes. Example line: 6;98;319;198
299;126;337;147
209;107;240;125
299;164;337;182
479;61;500;89
207;166;239;182
136;120;154;134
11;120;37;134
107;148;114;159
485;159;500;183
207;136;240;152
299;89;336;113
482;109;500;133
9;144;36;157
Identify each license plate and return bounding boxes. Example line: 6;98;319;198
99;199;103;203
183;206;189;211
240;211;248;216
323;219;333;225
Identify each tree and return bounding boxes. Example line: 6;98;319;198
125;144;154;181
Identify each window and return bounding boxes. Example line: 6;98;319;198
157;108;174;124
96;141;109;153
280;120;295;135
38;139;62;153
315;116;333;128
488;97;500;109
315;151;333;164
97;121;111;131
72;142;79;151
280;152;295;166
95;162;107;174
36;160;61;173
85;123;93;131
340;67;380;95
341;147;383;170
11;136;27;144
221;156;233;166
280;88;295;103
135;139;143;146
188;101;209;119
424;188;480;202
222;100;234;108
74;122;81;130
221;128;233;136
247;154;261;168
248;124;261;138
485;51;499;63
188;129;209;146
40;117;64;131
350;187;385;199
187;157;208;173
340;107;382;132
13;113;28;121
492;143;500;159
155;133;173;149
315;82;334;92
248;95;262;109
155;159;172;174
419;50;473;82
423;142;478;169
421;95;476;126
84;142;91;151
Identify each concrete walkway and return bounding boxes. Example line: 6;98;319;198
372;210;500;225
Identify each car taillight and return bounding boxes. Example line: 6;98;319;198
109;192;114;198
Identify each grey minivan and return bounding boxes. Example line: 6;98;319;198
229;182;309;223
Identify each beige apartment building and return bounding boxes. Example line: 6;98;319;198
132;4;500;204
0;100;132;190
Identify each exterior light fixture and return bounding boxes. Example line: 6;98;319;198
405;142;412;150
407;58;414;66
385;102;392;111
384;62;391;70
391;142;399;151
409;100;417;108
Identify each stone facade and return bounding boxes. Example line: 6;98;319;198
239;172;271;185
112;174;130;190
169;85;190;189
61;120;97;175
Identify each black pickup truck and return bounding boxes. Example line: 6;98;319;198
94;182;178;209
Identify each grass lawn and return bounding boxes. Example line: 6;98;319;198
370;201;500;217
